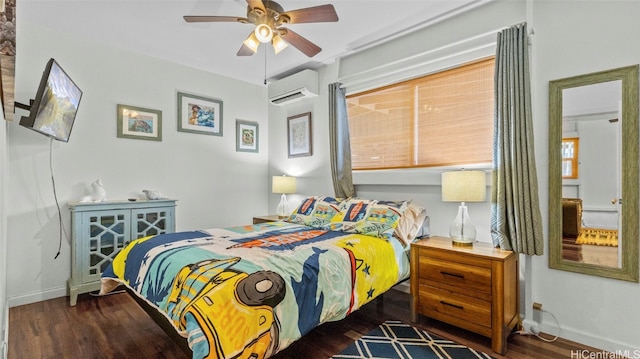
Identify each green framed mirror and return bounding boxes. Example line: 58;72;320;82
549;65;639;282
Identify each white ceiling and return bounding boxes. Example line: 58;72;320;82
20;0;487;85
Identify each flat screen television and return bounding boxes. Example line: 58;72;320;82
19;58;83;142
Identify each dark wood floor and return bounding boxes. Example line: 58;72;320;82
9;288;603;359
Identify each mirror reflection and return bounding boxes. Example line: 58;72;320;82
548;65;639;282
561;81;621;268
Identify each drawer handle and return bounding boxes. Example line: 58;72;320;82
440;301;464;310
440;271;464;279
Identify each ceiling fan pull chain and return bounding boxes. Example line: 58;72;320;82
264;47;267;85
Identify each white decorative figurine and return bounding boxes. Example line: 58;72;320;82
143;189;166;200
80;179;107;203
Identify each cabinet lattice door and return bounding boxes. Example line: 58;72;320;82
84;211;129;283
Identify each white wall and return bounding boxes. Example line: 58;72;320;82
267;0;525;238
531;0;640;353
267;0;640;354
267;66;337;211
6;19;269;306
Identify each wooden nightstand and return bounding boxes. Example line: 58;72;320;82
410;236;519;354
252;215;281;224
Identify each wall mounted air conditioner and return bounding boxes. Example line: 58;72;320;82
268;69;318;106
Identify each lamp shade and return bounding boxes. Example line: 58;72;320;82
441;170;486;202
272;175;296;194
271;34;288;54
242;32;260;53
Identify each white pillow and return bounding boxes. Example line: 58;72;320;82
394;203;428;246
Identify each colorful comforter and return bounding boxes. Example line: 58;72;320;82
100;220;410;359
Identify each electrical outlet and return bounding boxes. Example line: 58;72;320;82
533;302;542;311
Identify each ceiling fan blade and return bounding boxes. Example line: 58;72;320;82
280;28;321;57
281;4;338;24
184;15;248;23
246;0;266;13
237;43;257;56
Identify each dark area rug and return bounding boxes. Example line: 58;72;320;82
331;320;495;359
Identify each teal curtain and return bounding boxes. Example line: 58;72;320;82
491;23;544;255
328;83;355;198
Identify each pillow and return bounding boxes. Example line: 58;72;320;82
332;198;375;222
286;196;342;228
326;198;411;239
393;203;428;246
416;215;431;239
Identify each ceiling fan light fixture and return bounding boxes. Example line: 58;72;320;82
272;34;288;54
243;32;260;53
254;23;273;43
185;1;339;58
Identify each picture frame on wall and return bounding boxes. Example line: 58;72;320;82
116;104;162;141
236;119;259;153
287;112;312;158
177;91;223;136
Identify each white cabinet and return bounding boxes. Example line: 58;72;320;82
68;199;176;305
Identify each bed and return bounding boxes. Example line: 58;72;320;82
100;196;428;359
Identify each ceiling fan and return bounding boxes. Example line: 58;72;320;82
184;0;338;57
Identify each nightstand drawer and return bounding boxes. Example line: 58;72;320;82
418;285;492;328
419;255;492;295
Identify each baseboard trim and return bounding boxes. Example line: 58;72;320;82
538;319;640;355
7;286;66;308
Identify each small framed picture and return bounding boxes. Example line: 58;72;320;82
287;112;312;158
236;119;259;153
116;104;162;141
177;92;223;136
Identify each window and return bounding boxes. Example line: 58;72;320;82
346;58;495;170
562;137;579;179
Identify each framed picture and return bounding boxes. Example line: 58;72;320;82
116;104;162;141
236;120;259;153
177;92;223;136
287;112;313;158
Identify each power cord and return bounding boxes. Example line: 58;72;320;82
515;309;560;343
49;138;69;259
532;309;560;342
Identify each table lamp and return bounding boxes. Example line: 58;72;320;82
272;175;297;218
441;170;486;246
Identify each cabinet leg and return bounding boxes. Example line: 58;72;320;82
69;290;78;306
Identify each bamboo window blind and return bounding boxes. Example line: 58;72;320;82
346;58;495;170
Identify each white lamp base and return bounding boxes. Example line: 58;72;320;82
276;193;289;218
449;203;476;246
